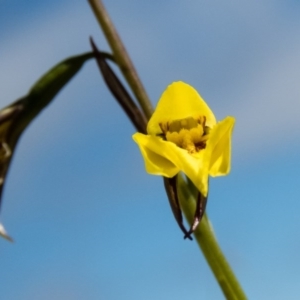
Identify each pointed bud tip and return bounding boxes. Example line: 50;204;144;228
89;36;98;53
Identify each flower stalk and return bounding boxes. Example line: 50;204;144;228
177;175;247;300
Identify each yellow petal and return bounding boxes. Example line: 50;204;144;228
206;116;235;177
133;132;210;196
133;133;179;177
147;82;216;135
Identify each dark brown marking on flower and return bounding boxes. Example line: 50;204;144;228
158;116;210;154
195;141;207;151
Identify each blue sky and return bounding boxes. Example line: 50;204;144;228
1;1;300;299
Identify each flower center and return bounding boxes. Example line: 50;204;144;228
159;116;210;153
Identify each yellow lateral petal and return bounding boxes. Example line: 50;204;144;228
147;82;216;135
206;116;235;177
133;132;210;196
133;133;179;177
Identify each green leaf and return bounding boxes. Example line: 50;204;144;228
0;52;94;239
10;52;94;142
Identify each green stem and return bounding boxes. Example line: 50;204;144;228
88;0;153;119
177;175;247;300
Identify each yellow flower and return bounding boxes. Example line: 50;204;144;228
132;81;235;197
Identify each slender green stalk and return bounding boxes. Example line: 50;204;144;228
88;0;153;119
89;2;247;298
177;175;247;300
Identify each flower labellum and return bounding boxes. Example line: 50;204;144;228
133;82;235;238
